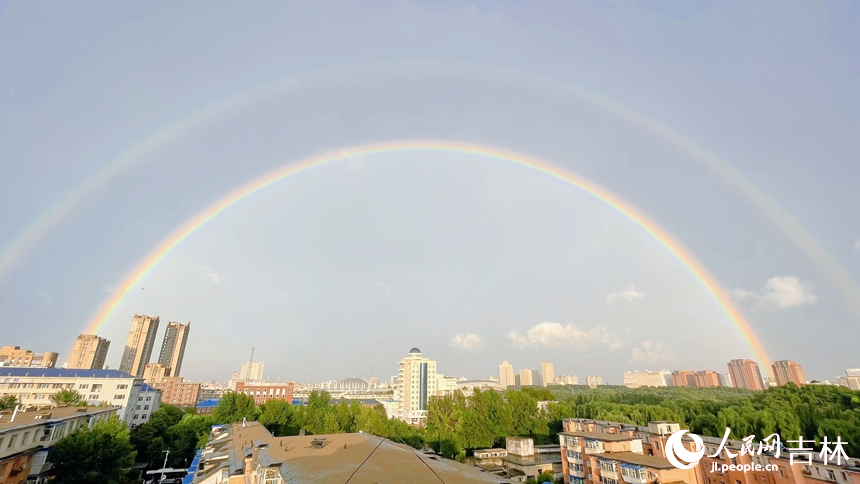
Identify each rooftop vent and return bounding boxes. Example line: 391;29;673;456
311;437;327;449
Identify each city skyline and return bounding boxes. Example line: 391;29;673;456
1;3;857;383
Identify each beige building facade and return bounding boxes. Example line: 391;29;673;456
119;314;160;378
67;334;110;370
499;360;515;388
540;361;555;388
394;347;437;425
158;321;190;377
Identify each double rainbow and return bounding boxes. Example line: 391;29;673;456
83;140;772;367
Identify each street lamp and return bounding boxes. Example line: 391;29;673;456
160;449;170;482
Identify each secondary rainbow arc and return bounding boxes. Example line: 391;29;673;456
83;140;772;367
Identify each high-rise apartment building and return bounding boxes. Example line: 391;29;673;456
0;346;58;368
771;360;806;387
68;334;110;369
727;359;765;391
540;361;555;388
143;362;170;385
499;360;515;388
555;375;579;385
586;375;603;388
119;314;160;378
671;370;697;387
695;370;722;387
518;369;541;387
623;370;671;388
158;321;190;377
394;348;437;425
227;361;265;389
837;369;860;391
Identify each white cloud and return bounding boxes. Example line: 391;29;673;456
630;340;676;363
450;333;483;350
197;266;223;283
606;286;647;303
730;276;816;309
508;322;617;349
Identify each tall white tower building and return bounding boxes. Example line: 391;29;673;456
394;348;437;426
499;360;515;388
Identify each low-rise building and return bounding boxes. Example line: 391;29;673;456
235;381;294;406
503;436;563;480
0;406;115;484
585;376;602;388
188;421;512;483
155;376;200;408
131;384;161;426
0;346;58;369
0;368;159;426
195;399;220;415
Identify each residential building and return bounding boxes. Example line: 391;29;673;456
142;362;170;385
438;379;505;397
555;375;579;385
394;347;436;425
199;382;226;401
0;406;115;484
235;381;294;406
119;314;160;378
727;358;765;391
195;399;220;415
559;419;699;484
227;360;265;389
0;346;58;368
157;321;190;377
695;370;722;387
623;370;671;388
585;375;602;388
518;369;541;387
720;373;733;387
671;370;698;387
155;376;201;408
499;360;515;388
131;384;161;426
772;360;806;387
188;421;513;484
540;361;555;388
837;369;860;391
0;368;159;426
67;334;110;370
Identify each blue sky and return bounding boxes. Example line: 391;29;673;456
0;1;857;384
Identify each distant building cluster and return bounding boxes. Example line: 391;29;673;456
499;360;559;388
619;359;809;391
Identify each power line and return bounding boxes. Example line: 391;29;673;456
343;436;385;484
392;430;445;484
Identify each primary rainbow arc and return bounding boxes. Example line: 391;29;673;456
84;140;772;367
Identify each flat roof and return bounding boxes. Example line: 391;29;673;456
0;406;114;431
229;423;512;483
560;431;639;442
0;368;134;379
599;452;676;470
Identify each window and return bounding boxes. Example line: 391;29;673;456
114;394;124;400
134;414;139;419
79;384;89;389
117;384;128;389
144;405;149;410
7;434;18;449
22;431;30;444
778;468;785;478
827;470;836;481
91;384;102;391
89;394;98;400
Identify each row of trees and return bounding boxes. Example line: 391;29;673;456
30;381;860;483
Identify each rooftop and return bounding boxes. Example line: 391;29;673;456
560;431;640;442
600;452;676;470
0;368;135;379
0;406;114;431
207;422;512;483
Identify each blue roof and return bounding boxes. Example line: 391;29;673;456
0;368;134;379
196;399;220;408
140;383;158;392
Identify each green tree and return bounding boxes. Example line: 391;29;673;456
48;417;136;484
304;390;333;434
211;391;259;424
259;399;301;436
0;394;19;410
50;389;87;407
